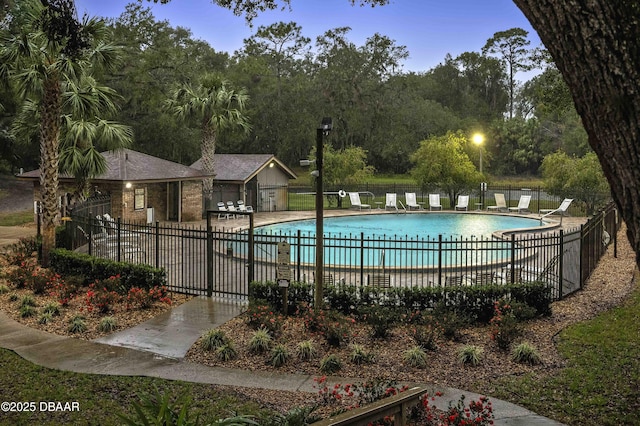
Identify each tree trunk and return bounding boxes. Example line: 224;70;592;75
513;0;640;266
39;76;62;267
201;125;217;203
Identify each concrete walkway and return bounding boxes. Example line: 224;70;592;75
0;297;565;425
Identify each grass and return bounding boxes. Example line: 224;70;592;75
0;348;274;425
0;210;33;226
488;283;640;425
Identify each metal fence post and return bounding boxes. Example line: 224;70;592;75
206;213;213;298
558;229;564;299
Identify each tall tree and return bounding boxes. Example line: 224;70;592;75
0;0;131;266
482;28;534;119
410;131;483;203
166;74;250;205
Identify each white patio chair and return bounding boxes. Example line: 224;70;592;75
428;193;442;211
348;192;371;210
405;192;422;210
509;195;532;213
455;195;469;211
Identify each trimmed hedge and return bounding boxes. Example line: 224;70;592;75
50;248;166;291
249;280;552;324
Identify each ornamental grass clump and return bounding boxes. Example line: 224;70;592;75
200;328;228;351
98;316;118;333
296;339;316;361
20;294;36;308
38;312;53;324
403;346;428;368
319;354;342;374
511;342;542;365
458;344;484;366
19;304;36;318
216;343;238;362
248;327;272;354
349;344;374;365
42;302;60;316
68;315;87;333
269;344;290;367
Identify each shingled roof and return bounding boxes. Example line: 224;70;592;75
190;154;297;183
19;149;207;182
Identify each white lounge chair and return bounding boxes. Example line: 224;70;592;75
487;193;507;212
217;202;231;220
405;192;422;210
540;198;573;217
348;192;371;210
385;193;398;211
428;193;442;211
509;195;532;213
455;195;469;211
226;201;238;218
237;200;255;214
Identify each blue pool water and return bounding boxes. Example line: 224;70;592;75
246;213;542;268
256;213;541;239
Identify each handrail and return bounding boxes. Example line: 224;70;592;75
311;386;428;426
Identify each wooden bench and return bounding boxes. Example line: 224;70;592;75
312;386;428;426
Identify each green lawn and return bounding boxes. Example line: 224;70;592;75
487;282;640;425
0;210;33;226
0;348;274;425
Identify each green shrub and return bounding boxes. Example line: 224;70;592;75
216;343;238;361
411;323;441;351
98;316;118;333
489;301;523;351
269;344;289;367
511;282;552;317
433;305;468;341
43;302;61;316
511;342;542;365
38;312;54;324
200;329;228;352
296;340;316;361
403;346;427;368
248;327;272;354
19;305;36;318
50;249;166;291
359;306;398;339
68;315;87;333
349;344;374;365
319;354;342;374
245;303;284;336
458;345;484;366
20;294;36;308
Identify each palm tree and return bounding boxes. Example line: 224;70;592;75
0;0;132;266
166;73;250;205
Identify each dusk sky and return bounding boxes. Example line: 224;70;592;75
74;0;542;75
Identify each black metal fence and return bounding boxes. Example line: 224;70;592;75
288;183;609;216
64;200;619;302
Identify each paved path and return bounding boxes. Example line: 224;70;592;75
0;225;36;248
0;297;565;425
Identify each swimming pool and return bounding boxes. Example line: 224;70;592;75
256;213;542;240
250;213;543;268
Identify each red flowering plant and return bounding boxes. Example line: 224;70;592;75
411;393;495;425
488;299;522;350
28;267;63;295
313;376;409;415
4;257;38;289
298;304;355;347
83;278;122;314
125;286;172;310
245;303;284;336
47;278;76;306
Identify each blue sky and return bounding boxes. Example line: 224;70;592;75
74;0;542;74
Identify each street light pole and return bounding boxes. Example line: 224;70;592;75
472;133;485;174
315;118;332;309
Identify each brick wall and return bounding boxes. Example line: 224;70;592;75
181;180;202;222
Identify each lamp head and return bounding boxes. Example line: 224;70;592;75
320;117;332;134
472;133;485;146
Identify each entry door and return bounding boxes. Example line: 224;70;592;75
168;182;180;221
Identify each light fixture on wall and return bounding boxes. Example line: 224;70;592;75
125;182;132;189
269;162;275;168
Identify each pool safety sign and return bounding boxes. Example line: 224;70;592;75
276;241;291;287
